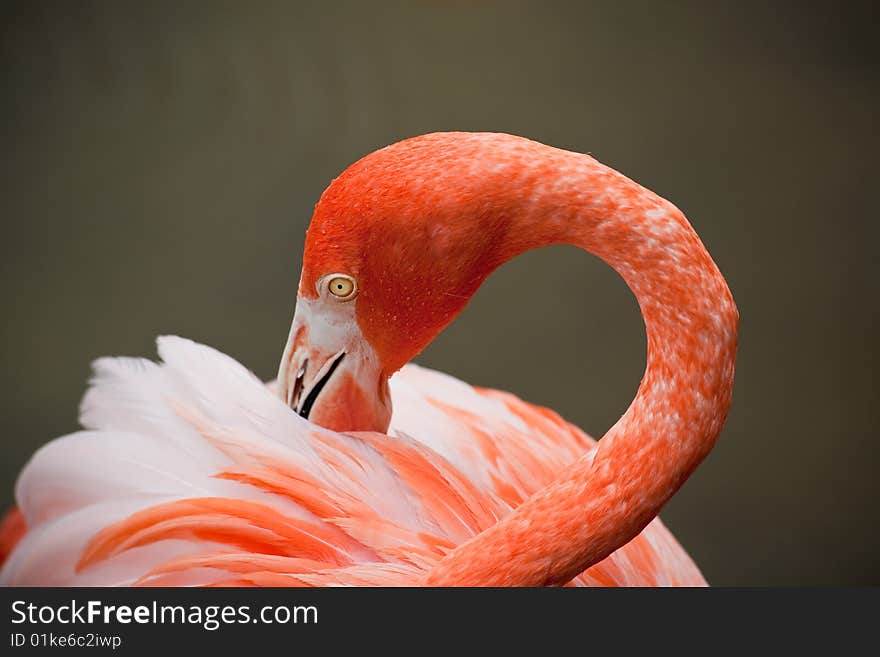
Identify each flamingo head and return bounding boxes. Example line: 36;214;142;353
277;133;544;432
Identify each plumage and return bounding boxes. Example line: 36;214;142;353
2;337;704;586
0;132;737;586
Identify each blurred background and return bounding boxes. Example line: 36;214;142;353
2;1;877;585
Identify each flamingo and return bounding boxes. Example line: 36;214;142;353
0;132;737;587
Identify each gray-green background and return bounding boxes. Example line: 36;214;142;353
2;1;877;585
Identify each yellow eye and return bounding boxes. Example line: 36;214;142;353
326;275;357;300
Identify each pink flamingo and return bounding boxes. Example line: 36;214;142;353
0;133;737;586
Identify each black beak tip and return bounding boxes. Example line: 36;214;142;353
297;353;345;420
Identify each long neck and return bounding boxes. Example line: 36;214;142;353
423;139;738;585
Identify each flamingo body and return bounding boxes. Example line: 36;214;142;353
1;337;703;586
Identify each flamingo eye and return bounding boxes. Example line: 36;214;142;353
325;274;357;300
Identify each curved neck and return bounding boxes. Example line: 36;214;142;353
424;141;738;585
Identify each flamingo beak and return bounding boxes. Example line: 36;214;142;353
277;297;392;433
286;346;347;420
